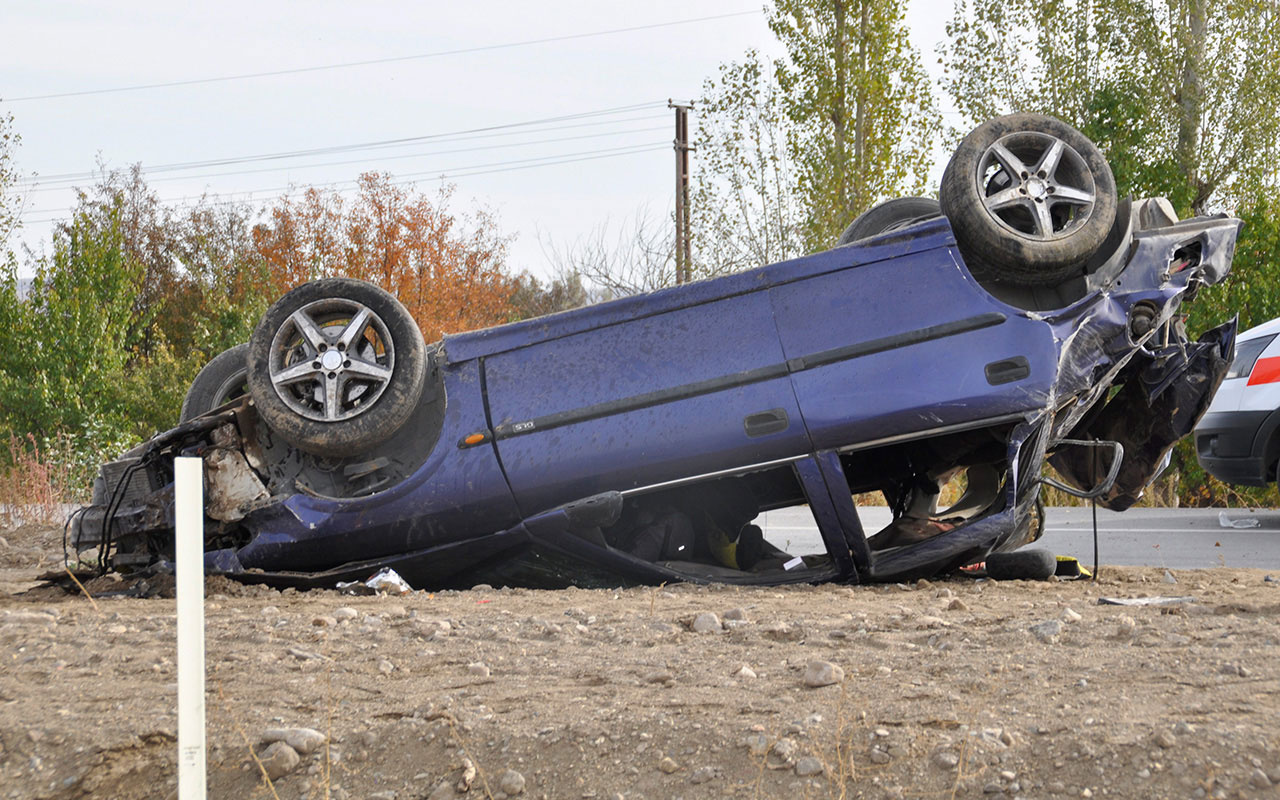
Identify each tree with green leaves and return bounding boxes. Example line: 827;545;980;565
0;201;147;459
0;111;18;250
693;53;805;276
941;0;1280;216
769;0;940;248
693;0;939;272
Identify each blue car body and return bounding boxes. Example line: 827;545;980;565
71;208;1240;588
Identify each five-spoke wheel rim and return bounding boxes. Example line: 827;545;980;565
267;298;396;422
976;131;1096;241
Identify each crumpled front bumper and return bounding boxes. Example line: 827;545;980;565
1050;319;1237;509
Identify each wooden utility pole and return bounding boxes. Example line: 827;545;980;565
670;100;693;284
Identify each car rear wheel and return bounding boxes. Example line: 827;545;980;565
837;197;941;246
179;343;249;422
940;113;1117;286
246;278;427;458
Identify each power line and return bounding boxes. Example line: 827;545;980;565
22;124;669;192
5;10;759;102
17;103;666;185
18;143;669;224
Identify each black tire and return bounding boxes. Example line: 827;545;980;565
837;197;941;246
940;113;1117;286
179;343;250;423
247;278;427;458
985;548;1057;581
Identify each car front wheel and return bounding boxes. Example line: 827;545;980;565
246;278;427;458
940;113;1117;286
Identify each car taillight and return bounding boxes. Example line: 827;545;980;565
1229;334;1278;381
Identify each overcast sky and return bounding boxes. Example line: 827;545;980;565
1;1;952;280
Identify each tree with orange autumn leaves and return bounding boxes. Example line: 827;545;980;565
252;173;517;341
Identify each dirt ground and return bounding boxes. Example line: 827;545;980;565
1;523;1279;800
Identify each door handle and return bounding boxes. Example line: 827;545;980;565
744;408;789;438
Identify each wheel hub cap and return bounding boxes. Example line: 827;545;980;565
267;298;396;422
977;131;1098;241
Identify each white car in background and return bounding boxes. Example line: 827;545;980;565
1196;316;1280;488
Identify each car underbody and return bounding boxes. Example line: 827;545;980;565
66;201;1239;590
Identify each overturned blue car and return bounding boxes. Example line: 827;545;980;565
69;115;1239;588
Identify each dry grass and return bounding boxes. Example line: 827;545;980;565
0;433;87;526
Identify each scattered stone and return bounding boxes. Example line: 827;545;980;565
794;757;824;777
1061;608;1082;623
723;607;748;621
378;659;395;675
946;597;969;612
643;669;675;684
932;750;959;769
743;734;769;757
983;781;1003;793
499;769;526;795
287;647;328;661
690;765;717;784
1220;662;1250;677
1112;616;1137;639
1163;570;1178;584
771;738;798;766
761;622;802;641
1030;620;1063;643
869;749;890;765
803;660;844;688
1173;722;1195;736
658;756;680;774
1250;769;1272;789
457;757;476;792
332;607;358;621
262;727;326;755
735;665;757;680
311;615;337;628
427;780;454;800
1153;730;1176;748
259;741;301;780
467;662;491;678
691;612;721;633
1265;575;1277;584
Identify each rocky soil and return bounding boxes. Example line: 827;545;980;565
1;524;1279;799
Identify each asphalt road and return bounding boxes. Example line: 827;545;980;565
756;505;1280;571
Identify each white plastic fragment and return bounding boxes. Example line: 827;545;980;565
1218;511;1260;528
336;567;414;595
1097;596;1196;606
365;567;413;595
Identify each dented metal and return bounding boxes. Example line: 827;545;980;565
68;201;1241;588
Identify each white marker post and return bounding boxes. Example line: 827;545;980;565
175;456;207;799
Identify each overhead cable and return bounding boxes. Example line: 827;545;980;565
5;10;758;102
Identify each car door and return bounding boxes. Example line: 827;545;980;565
766;241;1058;452
483;289;811;516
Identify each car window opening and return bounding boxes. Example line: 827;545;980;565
602;468;834;580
